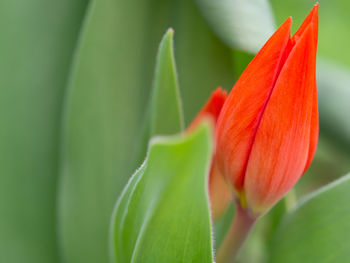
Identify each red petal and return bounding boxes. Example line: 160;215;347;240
208;159;231;221
187;87;227;133
302;4;319;173
244;24;317;213
216;18;292;191
303;88;319;173
187;88;229;220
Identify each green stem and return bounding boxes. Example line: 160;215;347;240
216;203;256;263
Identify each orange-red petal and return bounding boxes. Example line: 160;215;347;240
187;87;229;220
302;4;319;173
303;87;319;174
209;159;231;220
187;87;227;133
216;17;292;192
244;24;317;213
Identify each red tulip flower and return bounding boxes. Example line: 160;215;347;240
216;4;319;215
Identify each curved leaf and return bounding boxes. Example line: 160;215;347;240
136;28;184;164
112;124;214;263
0;1;88;262
58;1;234;262
150;28;184;136
269;173;350;263
57;0;155;261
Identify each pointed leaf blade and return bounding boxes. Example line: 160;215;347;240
150;28;184;136
135;28;184;165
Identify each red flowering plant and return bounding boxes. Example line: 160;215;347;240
4;0;350;261
214;4;319;261
179;6;320;262
7;1;344;263
111;3;350;263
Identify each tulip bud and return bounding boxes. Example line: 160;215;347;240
216;4;319;215
187;87;230;220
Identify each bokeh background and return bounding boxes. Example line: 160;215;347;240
0;0;349;263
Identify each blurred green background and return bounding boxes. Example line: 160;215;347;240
0;0;349;263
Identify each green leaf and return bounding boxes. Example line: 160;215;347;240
136;28;184;165
150;28;184;136
195;0;276;53
269;173;350;263
58;1;234;262
112;124;214;263
0;1;87;262
57;1;156;261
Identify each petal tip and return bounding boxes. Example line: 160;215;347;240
284;16;293;29
187;87;227;133
213;86;228;99
312;3;319;17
